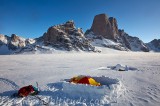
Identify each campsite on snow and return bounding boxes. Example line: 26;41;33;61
1;0;160;106
0;51;160;106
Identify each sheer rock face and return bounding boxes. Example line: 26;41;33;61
91;14;119;40
109;17;119;37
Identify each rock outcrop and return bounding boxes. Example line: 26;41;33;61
146;39;160;52
118;30;149;52
109;17;119;37
0;34;8;45
149;39;160;48
90;14;119;40
0;21;97;55
0;34;26;50
43;20;96;51
8;34;26;50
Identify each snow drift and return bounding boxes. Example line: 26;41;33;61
62;76;125;104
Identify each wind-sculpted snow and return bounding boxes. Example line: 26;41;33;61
107;64;139;71
0;52;160;105
0;78;19;90
62;76;125;104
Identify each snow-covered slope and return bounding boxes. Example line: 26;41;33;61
122;33;149;52
146;39;160;52
85;30;150;52
0;52;160;106
85;31;129;51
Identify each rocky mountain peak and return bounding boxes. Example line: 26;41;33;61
86;14;150;52
150;39;160;46
43;20;82;44
64;20;75;29
11;34;20;42
90;14;119;40
43;20;96;51
146;39;160;52
9;34;26;50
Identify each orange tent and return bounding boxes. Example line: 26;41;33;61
69;76;101;86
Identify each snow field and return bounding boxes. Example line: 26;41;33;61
0;51;160;105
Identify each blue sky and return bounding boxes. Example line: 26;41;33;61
0;0;160;42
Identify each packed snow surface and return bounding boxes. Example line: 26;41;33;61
62;76;124;103
0;50;160;106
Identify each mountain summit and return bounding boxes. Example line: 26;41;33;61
42;20;96;51
146;39;160;52
91;14;119;40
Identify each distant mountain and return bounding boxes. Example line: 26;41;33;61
0;14;159;55
146;39;160;52
0;34;38;54
0;21;97;55
85;14;149;52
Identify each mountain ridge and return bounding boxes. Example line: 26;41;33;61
0;14;159;54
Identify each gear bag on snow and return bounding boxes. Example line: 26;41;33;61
18;85;39;97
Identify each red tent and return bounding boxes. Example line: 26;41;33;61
70;76;101;86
